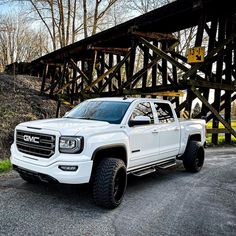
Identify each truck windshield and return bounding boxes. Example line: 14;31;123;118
65;101;130;124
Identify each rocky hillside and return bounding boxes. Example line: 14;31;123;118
0;73;68;160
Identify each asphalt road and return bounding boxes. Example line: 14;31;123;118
0;147;235;236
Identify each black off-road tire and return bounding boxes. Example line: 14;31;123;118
93;158;127;209
183;141;205;173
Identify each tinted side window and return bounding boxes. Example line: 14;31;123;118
154;103;175;123
130;102;154;124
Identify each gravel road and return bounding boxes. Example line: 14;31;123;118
0;147;235;236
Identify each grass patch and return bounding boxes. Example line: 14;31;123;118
206;135;236;145
0;159;12;173
206;121;236;129
206;120;236;145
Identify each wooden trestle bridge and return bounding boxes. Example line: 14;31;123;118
33;0;236;144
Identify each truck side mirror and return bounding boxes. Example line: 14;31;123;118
129;116;151;127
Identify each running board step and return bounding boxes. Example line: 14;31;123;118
130;159;177;177
157;159;176;169
132;167;156;177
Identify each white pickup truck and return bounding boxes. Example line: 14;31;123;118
11;97;206;208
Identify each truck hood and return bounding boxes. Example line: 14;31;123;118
18;118;110;135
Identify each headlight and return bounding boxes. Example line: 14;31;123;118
59;136;84;154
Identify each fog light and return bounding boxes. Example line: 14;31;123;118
59;165;78;171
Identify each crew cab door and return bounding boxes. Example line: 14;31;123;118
128;102;159;168
153;102;180;159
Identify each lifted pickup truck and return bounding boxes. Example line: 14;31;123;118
11;97;206;208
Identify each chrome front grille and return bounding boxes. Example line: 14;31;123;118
16;130;56;158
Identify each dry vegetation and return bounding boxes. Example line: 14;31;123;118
0;73;68;160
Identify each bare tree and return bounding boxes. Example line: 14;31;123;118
83;0;88;38
97;0;131;29
12;0;119;49
91;0;118;35
126;0;173;14
37;0;77;48
0;12;48;67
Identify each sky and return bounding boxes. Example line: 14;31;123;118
0;1;20;13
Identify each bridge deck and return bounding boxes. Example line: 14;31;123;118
33;0;236;64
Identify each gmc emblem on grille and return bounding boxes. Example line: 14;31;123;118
23;135;40;144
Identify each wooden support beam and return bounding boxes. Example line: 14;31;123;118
118;56;161;93
53;68;61;94
170;51;187;63
172;51;179;114
140;39;226;98
74;84;185;98
91;47;130;55
84;64;119;92
195;92;231;119
139;38;212;88
191;86;236;138
207;94;236;122
201;19;218;116
56;75;81;94
175;85;232;115
99;50;131;93
122;84;185;95
48;81;58;95
132;31;178;42
204;23;211;37
127;39;137;89
116;55;122;87
99;52;105;89
175;87;210;114
158;64;176;85
207;128;231;134
162;42;168;100
212;17;225;144
182;31;236;80
152;91;184;97
69;58;98;93
65;67;70;96
40;64;49;94
56;60;67;118
142;46;149;90
151;41;158;96
40;62;64;67
71;68;76;104
170;50;227;81
175;99;189;113
225;18;233;143
92;50;98;79
108;54;114;92
80;61;85;97
186;13;206;118
88;51;96;82
139;37;188;72
138;43;154;61
195;12;206;46
183;80;236;91
43;68;60;95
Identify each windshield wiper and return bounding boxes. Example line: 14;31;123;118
64;116;77;119
76;117;92;120
79;117;105;121
64;117;107;122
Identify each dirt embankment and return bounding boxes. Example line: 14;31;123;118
0;73;68;160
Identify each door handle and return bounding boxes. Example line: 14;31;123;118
152;129;159;134
174;127;180;131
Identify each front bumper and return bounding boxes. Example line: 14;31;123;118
10;147;93;184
